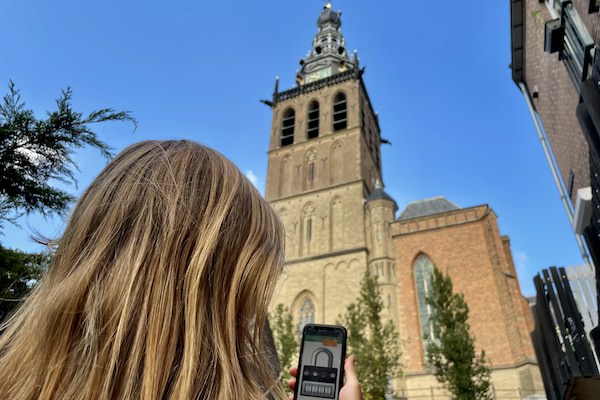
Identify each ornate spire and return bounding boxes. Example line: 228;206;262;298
296;3;359;85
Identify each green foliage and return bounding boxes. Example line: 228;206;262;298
0;81;136;227
425;268;492;400
0;244;51;321
270;303;298;392
341;270;402;399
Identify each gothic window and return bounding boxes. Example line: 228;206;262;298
281;108;295;147
308;162;315;184
415;255;438;346
330;141;343;184
330;197;343;251
333;93;347;131
298;297;316;338
301;203;316;256
307;101;320;139
304;149;317;190
279;155;293;197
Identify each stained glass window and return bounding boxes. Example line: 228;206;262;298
298;297;316;337
414;255;437;344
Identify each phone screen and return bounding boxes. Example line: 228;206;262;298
295;324;346;400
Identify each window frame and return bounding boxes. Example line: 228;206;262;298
332;93;348;131
297;297;316;339
414;255;438;347
307;101;320;139
281;108;296;147
560;2;595;92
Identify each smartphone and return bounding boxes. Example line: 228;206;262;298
294;324;347;400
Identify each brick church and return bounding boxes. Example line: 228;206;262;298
264;3;545;398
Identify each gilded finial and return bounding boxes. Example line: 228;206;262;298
325;1;332;9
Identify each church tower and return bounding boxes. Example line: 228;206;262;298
263;4;545;399
264;2;398;335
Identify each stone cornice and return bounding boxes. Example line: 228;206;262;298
283;247;368;266
274;69;361;104
404;357;539;377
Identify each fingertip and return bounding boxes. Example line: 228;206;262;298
287;378;296;391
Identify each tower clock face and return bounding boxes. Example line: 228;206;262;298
306;66;333;83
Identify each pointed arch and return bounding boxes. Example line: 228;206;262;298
279;154;293;197
281;107;295;147
300;202;316;257
332;92;347;131
329;196;344;251
414;254;438;347
330;140;344;184
293;291;317;337
303;148;318;191
307;100;320;139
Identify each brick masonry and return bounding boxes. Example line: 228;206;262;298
522;0;594;203
266;70;545;397
391;205;542;397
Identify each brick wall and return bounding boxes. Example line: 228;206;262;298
523;0;592;203
391;206;536;372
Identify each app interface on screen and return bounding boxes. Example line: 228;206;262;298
297;332;344;400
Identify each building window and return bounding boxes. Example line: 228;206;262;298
545;0;565;16
308;161;315;184
307;101;320;139
298;297;315;338
568;170;575;198
333;93;347;131
281;108;295;147
306;218;312;241
414;255;438;345
560;3;595;91
305;149;317;191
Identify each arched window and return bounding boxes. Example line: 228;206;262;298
415;255;437;344
298;297;316;337
333;93;347;131
307;101;320;139
281;108;295;146
304;149;317;191
301;203;315;256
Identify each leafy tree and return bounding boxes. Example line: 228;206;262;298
425;267;492;400
0;245;51;321
0;81;136;227
270;304;298;393
341;270;402;399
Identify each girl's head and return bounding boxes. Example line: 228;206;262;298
0;140;286;399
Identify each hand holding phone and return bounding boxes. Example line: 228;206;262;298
288;356;362;400
292;324;361;400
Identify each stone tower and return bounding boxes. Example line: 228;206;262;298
264;2;398;334
263;3;546;398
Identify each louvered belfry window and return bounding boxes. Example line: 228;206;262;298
333;93;347;131
307;101;320;139
281;108;295;146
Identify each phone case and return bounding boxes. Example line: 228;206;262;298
293;324;347;400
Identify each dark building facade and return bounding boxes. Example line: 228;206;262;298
510;0;600;354
510;0;600;351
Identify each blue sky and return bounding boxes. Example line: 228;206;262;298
0;1;583;295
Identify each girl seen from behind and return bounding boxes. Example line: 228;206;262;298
0;140;287;399
0;140;361;400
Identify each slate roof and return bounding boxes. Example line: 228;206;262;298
366;187;395;203
397;196;460;221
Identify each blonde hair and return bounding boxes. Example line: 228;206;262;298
0;140;287;400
